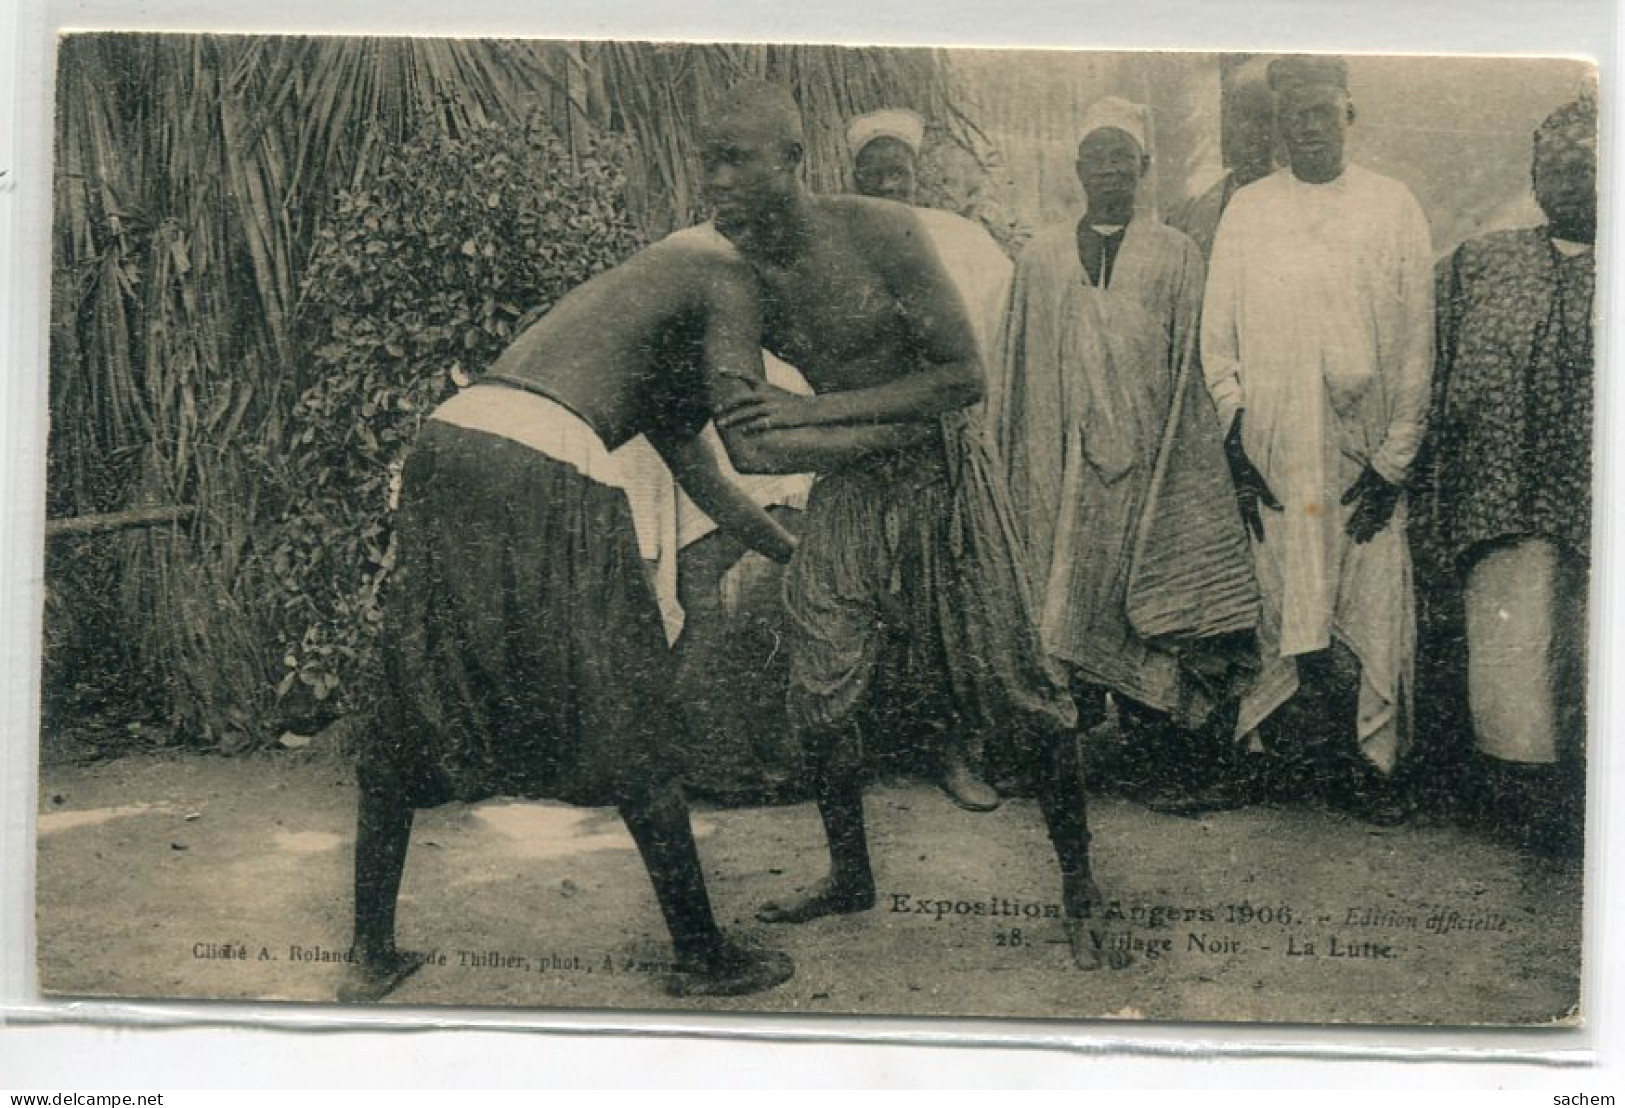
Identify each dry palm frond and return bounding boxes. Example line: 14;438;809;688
48;32;969;749
585;41;972;234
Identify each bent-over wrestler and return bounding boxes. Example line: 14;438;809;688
339;221;929;1003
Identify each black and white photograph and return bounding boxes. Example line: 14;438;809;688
32;35;1596;1028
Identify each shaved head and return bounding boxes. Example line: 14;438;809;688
701;79;807;240
705;78;805;149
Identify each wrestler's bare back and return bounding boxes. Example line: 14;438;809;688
480;195;975;468
478;236;753;450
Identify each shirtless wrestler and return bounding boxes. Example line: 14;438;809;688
338;205;933;1003
699;80;1112;969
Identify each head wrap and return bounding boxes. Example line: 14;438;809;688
1079;96;1151;156
846;108;926;159
1267;54;1350;95
1535;94;1598;155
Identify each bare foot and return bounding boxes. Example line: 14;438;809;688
757;878;876;924
1061;879;1132;971
1063;915;1104;970
336;951;422;1003
668;941;795;998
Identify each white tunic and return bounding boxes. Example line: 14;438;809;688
913;207;1015;374
1201;165;1434;769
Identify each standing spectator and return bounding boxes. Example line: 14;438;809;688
1201;55;1434;824
995;97;1258;808
1171;58;1278;261
1417;95;1595;857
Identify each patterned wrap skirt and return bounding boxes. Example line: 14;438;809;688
782;414;1076;742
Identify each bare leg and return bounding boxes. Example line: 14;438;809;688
758;723;877;923
619;781;794;997
1068;679;1122;794
337;773;422;1002
1032;725;1123;970
1301;645;1408;825
618;781;724;965
942;715;1001;812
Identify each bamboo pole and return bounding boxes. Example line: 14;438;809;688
45;505;195;540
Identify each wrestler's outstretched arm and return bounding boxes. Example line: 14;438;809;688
650;430;798;563
718;203;984;433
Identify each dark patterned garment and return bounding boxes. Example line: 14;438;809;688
361;419;683;808
781;414;1077;742
1420;227;1594;572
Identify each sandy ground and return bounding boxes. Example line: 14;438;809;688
33;744;1582;1028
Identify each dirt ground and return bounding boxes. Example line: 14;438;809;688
33;741;1582;1029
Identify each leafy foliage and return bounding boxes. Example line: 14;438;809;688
270;122;645;714
47;35;617;747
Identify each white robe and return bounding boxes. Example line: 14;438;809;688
913;207;1015;377
1201;165;1433;770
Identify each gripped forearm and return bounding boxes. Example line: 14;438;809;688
794;359;983;427
655;433;796;562
727;421;938;475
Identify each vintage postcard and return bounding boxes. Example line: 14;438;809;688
34;35;1595;1028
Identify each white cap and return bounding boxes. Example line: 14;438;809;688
1079;96;1150;155
846;108;926;159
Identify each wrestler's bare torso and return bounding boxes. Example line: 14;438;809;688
484;194;975;466
478;235;758;451
689;194;983;464
747;197;932;395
